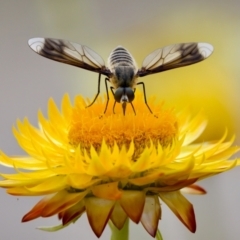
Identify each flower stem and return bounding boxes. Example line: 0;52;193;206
109;219;129;240
156;229;163;240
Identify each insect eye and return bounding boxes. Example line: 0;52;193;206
114;88;124;103
125;88;135;102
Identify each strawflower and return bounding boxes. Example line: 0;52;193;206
0;92;239;240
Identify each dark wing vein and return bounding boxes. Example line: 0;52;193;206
28;38;111;76
138;42;213;77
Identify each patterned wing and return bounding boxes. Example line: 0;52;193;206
28;38;111;76
138;42;213;77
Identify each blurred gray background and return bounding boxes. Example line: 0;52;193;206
0;1;240;239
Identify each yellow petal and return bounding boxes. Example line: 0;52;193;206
0;169;56;180
48;98;65;126
0;179;42;188
131;144;153;172
0;151;46;170
66;174;98;189
26;176;66;193
128;172;163;186
105;165;132;178
61;94;73;121
7;186;55;196
86;146;107;175
207;146;240;161
115;145;132;169
181;111;208;146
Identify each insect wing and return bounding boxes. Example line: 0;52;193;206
28;38;110;75
138;42;213;77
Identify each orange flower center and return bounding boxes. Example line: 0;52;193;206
68;94;178;155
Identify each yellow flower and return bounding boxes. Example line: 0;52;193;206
0;92;239;238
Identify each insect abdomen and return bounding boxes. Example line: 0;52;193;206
108;46;137;72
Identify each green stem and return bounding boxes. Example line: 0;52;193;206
109;218;129;240
156;229;163;240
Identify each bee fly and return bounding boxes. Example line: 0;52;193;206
28;38;213;115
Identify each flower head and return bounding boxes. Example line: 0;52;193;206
0;92;239;238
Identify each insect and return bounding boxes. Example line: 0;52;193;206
28;38;213;115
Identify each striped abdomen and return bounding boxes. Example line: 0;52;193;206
108;46;138;73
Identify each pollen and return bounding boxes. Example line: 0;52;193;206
68;92;178;154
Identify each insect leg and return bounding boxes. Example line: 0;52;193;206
130;102;136;115
137;82;153;114
110;86;115;96
112;101;117;114
110;87;117;114
129;88;136;115
103;78;110;114
86;73;102;108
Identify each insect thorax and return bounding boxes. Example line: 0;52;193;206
108;46;138;88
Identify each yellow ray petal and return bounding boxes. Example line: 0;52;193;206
0;179;42;188
131;144;154;172
207;146;240;161
105;165;132;178
26;176;67;193
48;98;67;131
128;172;163;186
181;111;208;146
0;169;56;180
61;94;73;121
7;186;57;196
66;174;95;189
86;146;108;175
